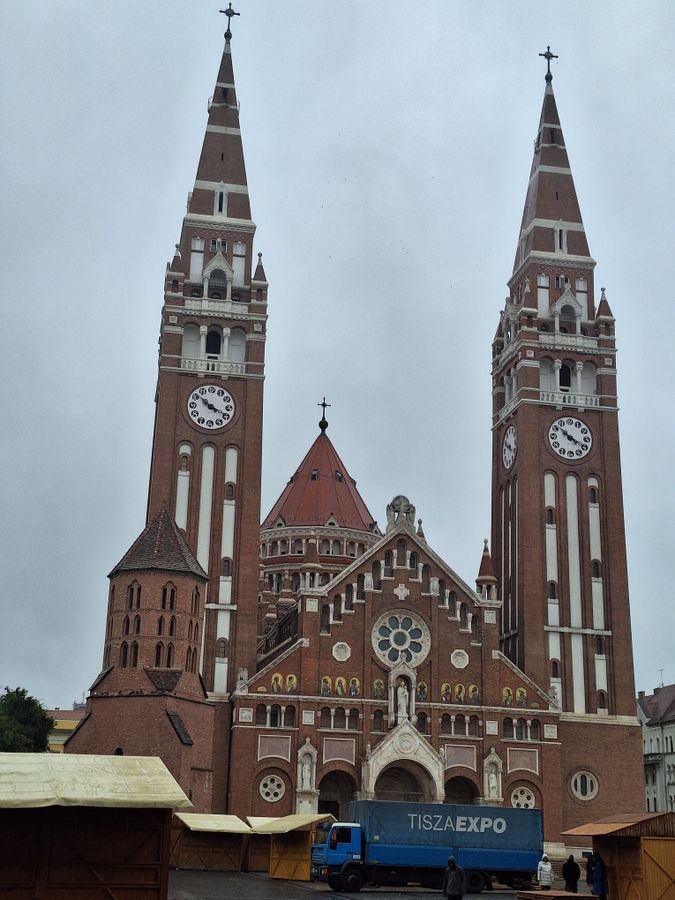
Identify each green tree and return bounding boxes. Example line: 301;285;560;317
0;687;54;752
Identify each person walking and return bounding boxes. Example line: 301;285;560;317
592;851;608;900
562;854;581;892
442;855;466;899
585;853;596;887
537;854;553;890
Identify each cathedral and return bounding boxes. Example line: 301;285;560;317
67;22;644;852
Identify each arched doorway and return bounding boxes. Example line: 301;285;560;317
444;776;480;804
318;771;356;820
374;761;436;802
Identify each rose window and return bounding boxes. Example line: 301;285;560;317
372;610;430;668
511;786;536;809
259;774;285;803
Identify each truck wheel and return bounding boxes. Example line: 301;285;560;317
466;870;485;893
342;868;364;892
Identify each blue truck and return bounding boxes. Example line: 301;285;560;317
311;799;542;893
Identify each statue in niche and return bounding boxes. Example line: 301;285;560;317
236;667;248;688
301;755;312;790
396;681;409;722
488;768;499;799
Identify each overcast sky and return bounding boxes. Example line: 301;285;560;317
1;1;673;709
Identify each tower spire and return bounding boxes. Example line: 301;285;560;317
538;45;558;84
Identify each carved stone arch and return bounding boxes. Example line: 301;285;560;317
360;720;444;802
550;288;583;317
202;252;233;281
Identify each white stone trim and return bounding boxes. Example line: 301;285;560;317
206;125;241;135
194;179;248;193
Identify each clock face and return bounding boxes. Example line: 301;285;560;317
548;416;592;460
186;384;235;430
502;425;517;469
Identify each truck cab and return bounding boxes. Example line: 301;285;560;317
311;822;366;892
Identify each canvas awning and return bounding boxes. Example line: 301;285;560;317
563;812;675;838
0;753;192;810
176;812;250;833
249;813;334;833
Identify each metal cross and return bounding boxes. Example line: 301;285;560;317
539;45;558;83
318;397;331;432
220;4;240;42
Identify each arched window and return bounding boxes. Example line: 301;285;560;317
293;539;303;554
410;552;419;578
356;574;365;600
397;539;407;566
515;718;527;741
441;714;452;735
345;585;354;611
274;574;282;594
530;719;541;740
551;659;560;678
372;562;382;590
348;709;359;730
271;540;279;556
383;550;393;577
589;486;599;504
267;574;274;591
255;704;267;725
320;605;331;634
169;616;176;637
546;508;555;525
119;642;128;667
592;560;601;579
216;639;227;657
191;589;200;615
539;358;555;392
291;572;300;592
548;581;557;599
222;558;231;577
319;573;329;586
459;604;468;629
468;715;480;736
134;616;141;635
166;644;174;667
127;584;134;610
416;712;428;734
595;636;605;655
421;565;431;593
581;362;597;395
448;591;457;616
285;706;296;727
155;643;163;667
188;622;193;640
597;691;607;710
123;616;130;635
130;642;138;667
559;362;572;392
320;707;331;729
194;624;198;642
455;714;466;735
503;717;514;739
181;324;200;359
438;578;446;606
470;614;479;641
228;328;246;363
157;616;164;636
373;710;384;732
205;329;222;357
225;483;234;500
334;708;346;730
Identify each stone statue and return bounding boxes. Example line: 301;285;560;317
396;682;409;721
488;770;499;799
301;755;312;790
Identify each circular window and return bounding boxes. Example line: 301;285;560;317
511;786;536;809
259;774;285;803
571;771;598;801
371;610;430;668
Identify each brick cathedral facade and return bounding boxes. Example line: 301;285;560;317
68;27;644;851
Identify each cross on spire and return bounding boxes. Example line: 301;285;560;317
318;397;331;432
539;45;558;83
220;4;240;43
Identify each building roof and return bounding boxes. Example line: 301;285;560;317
262;427;377;533
638;683;675;726
176;812;251;833
562;812;675;838
0;753;191;810
477;539;496;581
512;81;591;273
109;505;207;579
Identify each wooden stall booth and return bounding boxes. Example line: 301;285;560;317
170;813;250;871
249;813;335;881
562;812;675;899
0;752;191;900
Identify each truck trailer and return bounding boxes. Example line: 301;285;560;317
311;799;542;893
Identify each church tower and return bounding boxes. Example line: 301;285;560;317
491;51;643;825
146;14;267;700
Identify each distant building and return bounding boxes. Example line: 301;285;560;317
47;707;86;753
638;685;675;812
